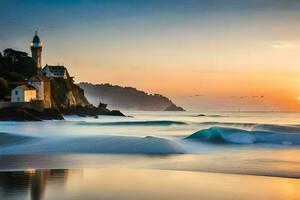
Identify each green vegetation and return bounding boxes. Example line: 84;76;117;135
0;48;38;98
0;78;8;100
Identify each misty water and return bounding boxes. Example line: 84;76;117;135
0;111;300;200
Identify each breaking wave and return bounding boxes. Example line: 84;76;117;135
77;120;187;126
0;135;185;155
0;132;34;146
252;124;300;134
198;122;300;133
198;122;257;129
185;127;300;145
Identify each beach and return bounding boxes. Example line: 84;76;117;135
1;168;300;200
0;111;300;199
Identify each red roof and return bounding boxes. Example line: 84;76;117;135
28;75;49;82
17;85;37;91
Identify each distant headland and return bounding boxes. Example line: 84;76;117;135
79;83;185;111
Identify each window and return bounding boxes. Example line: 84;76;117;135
15;91;18;95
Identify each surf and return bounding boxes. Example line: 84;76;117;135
0;135;185;155
76;120;187;126
185;127;300;145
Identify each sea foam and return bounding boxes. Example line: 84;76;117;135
76;120;187;126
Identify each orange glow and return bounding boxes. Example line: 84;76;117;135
36;9;300;111
24;168;36;174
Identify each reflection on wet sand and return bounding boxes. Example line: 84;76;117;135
0;169;71;200
0;168;300;200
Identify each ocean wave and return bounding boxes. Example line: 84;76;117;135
77;120;187;126
0;135;185;155
198;122;257;129
185;127;300;145
0;133;34;146
252;124;300;134
195;114;224;117
198;122;300;134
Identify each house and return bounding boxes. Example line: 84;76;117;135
42;65;67;79
11;85;37;102
28;75;51;101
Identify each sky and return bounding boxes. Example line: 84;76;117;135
1;0;300;111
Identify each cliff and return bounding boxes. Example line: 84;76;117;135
79;83;185;111
51;74;90;108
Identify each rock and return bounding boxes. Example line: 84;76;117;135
0;107;64;121
98;102;107;109
61;105;125;117
39;108;65;120
51;76;90;108
106;110;125;116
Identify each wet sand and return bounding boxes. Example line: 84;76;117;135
0;168;299;200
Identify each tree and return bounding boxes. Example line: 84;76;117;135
0;48;37;79
0;77;8;100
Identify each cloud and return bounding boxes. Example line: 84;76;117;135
217;95;265;99
270;41;296;49
184;94;265;99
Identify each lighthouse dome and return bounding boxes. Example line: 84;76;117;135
33;35;40;43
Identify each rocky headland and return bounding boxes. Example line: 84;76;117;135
79;83;185;111
0;48;125;121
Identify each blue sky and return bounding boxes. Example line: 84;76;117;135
1;0;299;49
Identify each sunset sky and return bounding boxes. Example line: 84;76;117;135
1;0;300;111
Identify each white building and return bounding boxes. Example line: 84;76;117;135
11;85;37;102
28;75;51;101
42;65;67;79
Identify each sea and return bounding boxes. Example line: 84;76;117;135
0;111;300;200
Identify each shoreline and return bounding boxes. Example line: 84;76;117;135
0;152;299;180
0;167;299;200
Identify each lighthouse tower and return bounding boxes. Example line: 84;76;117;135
31;31;43;74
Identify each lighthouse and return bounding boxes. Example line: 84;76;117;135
30;31;42;74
